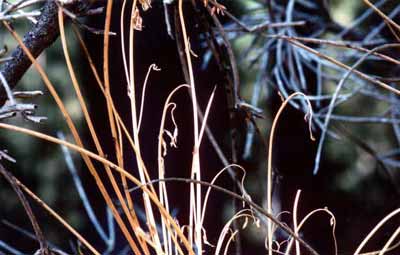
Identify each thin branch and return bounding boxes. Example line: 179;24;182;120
128;177;320;255
0;163;50;254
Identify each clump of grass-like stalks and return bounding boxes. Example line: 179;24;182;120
0;1;400;255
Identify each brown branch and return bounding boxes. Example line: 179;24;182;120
0;162;50;254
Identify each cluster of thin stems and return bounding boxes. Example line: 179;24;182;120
0;1;399;255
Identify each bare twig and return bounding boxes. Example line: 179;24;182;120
0;163;50;254
128;177;320;255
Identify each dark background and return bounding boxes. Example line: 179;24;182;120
1;0;400;254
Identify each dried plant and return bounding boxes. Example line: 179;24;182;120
0;1;399;254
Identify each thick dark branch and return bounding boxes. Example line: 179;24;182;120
0;1;92;107
0;1;59;106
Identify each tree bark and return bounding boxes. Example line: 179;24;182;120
0;0;92;106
